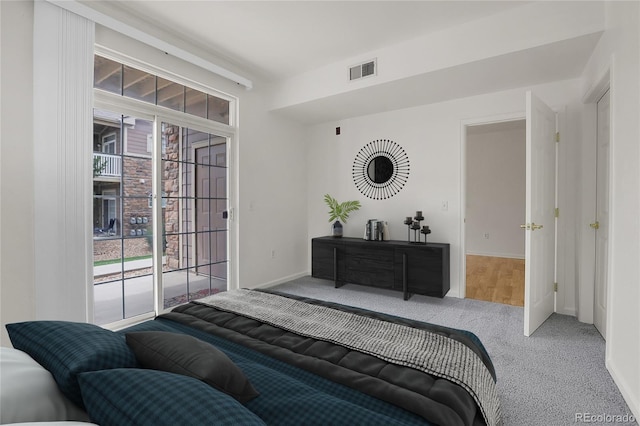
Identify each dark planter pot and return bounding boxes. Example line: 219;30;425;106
331;220;343;237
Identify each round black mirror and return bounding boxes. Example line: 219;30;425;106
353;139;410;200
367;156;394;184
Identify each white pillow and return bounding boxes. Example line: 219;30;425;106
0;347;90;424
3;423;96;426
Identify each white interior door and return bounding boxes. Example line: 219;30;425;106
594;89;610;339
524;91;557;337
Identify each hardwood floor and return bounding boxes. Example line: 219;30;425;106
465;255;525;307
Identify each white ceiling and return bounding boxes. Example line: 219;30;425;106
96;1;530;81
91;1;602;124
272;32;602;123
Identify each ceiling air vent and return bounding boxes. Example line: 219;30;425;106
349;59;376;81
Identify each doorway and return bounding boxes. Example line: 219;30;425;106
465;120;526;306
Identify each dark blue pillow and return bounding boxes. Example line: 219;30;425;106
78;369;266;426
5;321;138;408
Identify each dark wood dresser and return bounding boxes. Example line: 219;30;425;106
311;236;450;300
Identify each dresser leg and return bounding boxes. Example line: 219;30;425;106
333;247;341;288
403;253;408;300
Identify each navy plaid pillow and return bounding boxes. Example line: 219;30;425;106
78;368;267;426
5;321;138;408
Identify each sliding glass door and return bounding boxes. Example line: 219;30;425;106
92;110;155;325
161;123;228;310
92;113;230;325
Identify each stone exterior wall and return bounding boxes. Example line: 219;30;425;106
122;156;153;238
163;125;181;269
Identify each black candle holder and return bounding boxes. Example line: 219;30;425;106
404;211;429;244
403;216;413;241
421;225;431;243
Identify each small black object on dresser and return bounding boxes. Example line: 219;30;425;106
311;237;450;300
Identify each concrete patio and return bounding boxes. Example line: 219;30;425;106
93;267;226;325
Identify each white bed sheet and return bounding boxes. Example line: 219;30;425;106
0;348;90;424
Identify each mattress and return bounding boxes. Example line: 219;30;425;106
121;289;499;426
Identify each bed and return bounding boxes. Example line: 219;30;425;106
2;289;501;426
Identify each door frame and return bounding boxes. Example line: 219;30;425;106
593;88;611;338
460;112;525;300
578;67;612;331
460;101;560;336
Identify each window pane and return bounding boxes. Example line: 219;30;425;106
123;65;156;104
190;130;210;162
94;56;121;94
93;110;155;325
123;274;154;318
163;267;220;310
94;56;234;127
94;109;123;156
185;87;206;118
208;95;230;125
93;236;123;284
93;280;123;325
162;123;180;161
187;267;217;299
211;135;228;166
122;156;152;202
123;208;151;244
157;77;184;112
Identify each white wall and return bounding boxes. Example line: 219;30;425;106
306;79;583;305
237;88;308;288
466;122;526;258
578;1;640;418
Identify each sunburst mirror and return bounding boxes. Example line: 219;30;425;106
352;139;410;200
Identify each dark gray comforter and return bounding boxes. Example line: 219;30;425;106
162;289;498;426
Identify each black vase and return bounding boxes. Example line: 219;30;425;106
332;220;343;237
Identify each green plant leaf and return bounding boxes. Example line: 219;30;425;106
323;194;361;223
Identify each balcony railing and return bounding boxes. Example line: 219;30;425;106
93;153;121;177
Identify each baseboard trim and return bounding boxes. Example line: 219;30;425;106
607;358;640;420
466;251;525;260
556;308;577;317
446;289;461;299
252;271;310;290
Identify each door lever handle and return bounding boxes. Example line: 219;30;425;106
531;223;543;231
590;221;600;230
520;224;530;230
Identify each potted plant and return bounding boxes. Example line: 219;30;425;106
324;194;361;237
